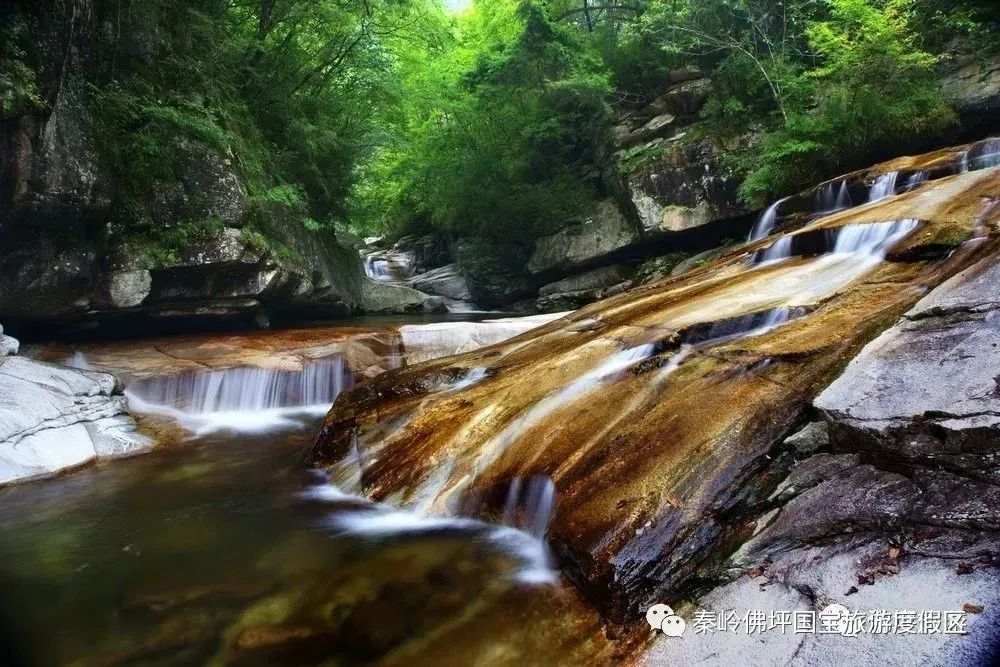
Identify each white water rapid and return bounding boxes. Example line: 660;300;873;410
125;355;351;436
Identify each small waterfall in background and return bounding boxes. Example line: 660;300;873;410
868;172;899;202
126;355;351;435
747;198;785;242
361;251;415;283
65;351;93;371
363;256;393;281
961;138;1000;173
814;181;852;213
835;181;853;210
904;171;927;191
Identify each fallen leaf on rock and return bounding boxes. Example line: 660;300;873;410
963;603;984;614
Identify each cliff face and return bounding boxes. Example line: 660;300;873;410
0;0;371;336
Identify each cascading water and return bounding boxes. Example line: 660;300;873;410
756;235;793;263
747;198;786;242
831;218;919;255
814;181;852;213
868;172;899;202
904;171;927;191
961;138;1000;173
835;181;852;210
126;355;350;435
363;256;393;281
503;475;555;540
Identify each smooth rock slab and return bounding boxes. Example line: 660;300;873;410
0;356;152;485
399;313;569;365
815;252;1000;468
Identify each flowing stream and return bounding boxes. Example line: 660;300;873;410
0;322;602;665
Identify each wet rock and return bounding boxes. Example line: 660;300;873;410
528;200;639;275
0;356;151;485
310;157;999;627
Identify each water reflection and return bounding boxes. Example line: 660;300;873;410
0;416;609;665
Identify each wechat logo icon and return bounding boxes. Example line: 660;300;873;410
646;603;686;637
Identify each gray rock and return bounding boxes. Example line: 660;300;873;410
407;264;472;301
0;356;152;486
105;270;152;308
617;114;676;150
783;421;830;454
528;200;638;274
538;264;634;297
815;253;1000;472
1;334;19;357
617;134;752;238
940;52;1000;129
361;280;445;314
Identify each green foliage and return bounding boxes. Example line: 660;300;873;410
0;16;45;117
351;0;610;248
738;0;956;202
147;218;226;266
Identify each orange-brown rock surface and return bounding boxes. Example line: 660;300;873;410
310;144;1000;625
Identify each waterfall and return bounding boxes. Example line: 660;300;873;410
448;367;488;392
363;256;393;281
747;198;785;242
868;172;898;202
835;181;852;210
814;181;852;213
965;138;1000;171
904;171;927;191
361;251;415;283
502;475;555;539
814;183;836;212
688;307;805;346
126;355;350;435
757;235;793;263
831;219;919;255
65;351;93;370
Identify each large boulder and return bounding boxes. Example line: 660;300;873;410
527;200;639;275
361;280;445;314
0;355;151;485
408;264;473;302
454;238;535;308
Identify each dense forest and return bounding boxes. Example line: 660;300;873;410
3;0;998;264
